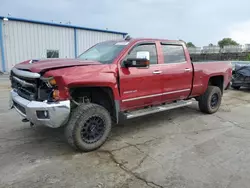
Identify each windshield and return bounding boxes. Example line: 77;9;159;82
78;41;129;64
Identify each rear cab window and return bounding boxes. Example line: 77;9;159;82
161;44;186;64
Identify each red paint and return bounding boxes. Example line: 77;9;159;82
158;42;193;102
13;38;232;111
15;59;101;73
191;61;232;97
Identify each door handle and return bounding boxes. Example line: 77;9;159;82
153;70;162;74
184;68;191;72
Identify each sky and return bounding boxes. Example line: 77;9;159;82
1;0;250;47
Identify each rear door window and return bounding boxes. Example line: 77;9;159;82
161;44;186;64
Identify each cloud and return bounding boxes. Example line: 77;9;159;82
1;0;250;46
229;21;250;44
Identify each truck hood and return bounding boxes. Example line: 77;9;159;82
14;58;102;73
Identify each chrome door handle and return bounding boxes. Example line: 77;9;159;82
184;68;191;72
153;70;162;74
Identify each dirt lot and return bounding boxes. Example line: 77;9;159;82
1;76;250;188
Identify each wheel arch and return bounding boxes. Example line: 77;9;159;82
208;75;224;93
69;86;119;123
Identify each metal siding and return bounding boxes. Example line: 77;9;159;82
74;28;78;58
0;40;2;72
0;19;5;72
0;45;2;72
3;20;75;72
77;29;124;56
0;16;127;35
1;19;125;72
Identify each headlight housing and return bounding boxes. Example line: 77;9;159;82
41;77;57;88
49;78;57;86
40;76;69;101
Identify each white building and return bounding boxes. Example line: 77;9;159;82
0;16;127;72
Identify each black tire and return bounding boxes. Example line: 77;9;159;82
65;103;112;152
198;86;222;114
232;85;240;90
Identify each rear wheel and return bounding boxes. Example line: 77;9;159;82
65;103;112;152
198;86;222;114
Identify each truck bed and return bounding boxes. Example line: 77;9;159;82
191;61;232;97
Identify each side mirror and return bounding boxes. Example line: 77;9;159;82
123;58;150;68
123;51;150;68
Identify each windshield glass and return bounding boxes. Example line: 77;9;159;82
78;41;129;64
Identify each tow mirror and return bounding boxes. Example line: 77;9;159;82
123;58;150;68
123;51;150;68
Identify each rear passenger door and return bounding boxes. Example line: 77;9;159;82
160;43;193;102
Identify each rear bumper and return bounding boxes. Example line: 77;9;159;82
10;90;70;128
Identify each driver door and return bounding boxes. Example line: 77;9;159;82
119;43;163;111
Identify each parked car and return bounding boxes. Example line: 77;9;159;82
231;62;250;89
231;61;248;71
9;38;232;152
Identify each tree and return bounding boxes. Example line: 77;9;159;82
209;43;214;47
245;53;250;61
186;42;196;48
218;38;239;48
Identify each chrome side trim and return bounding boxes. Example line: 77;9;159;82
12;67;40;79
12;76;35;88
162;89;190;95
122;89;190;102
123;93;162;102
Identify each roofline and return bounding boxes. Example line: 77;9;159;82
129;38;185;44
0;16;128;35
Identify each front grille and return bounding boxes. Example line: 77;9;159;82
10;69;53;102
11;71;38;101
13;101;26;115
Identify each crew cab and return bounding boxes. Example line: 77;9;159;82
9;38;232;151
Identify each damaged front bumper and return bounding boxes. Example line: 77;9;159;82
10;90;70;128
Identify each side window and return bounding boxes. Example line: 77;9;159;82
161;44;186;64
126;44;158;64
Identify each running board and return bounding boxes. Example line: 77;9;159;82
125;100;193;119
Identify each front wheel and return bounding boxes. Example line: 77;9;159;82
198;86;222;114
65;103;112;152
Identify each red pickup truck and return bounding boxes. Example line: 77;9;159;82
10;38;232;151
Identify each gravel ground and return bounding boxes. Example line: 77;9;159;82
1;77;250;188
